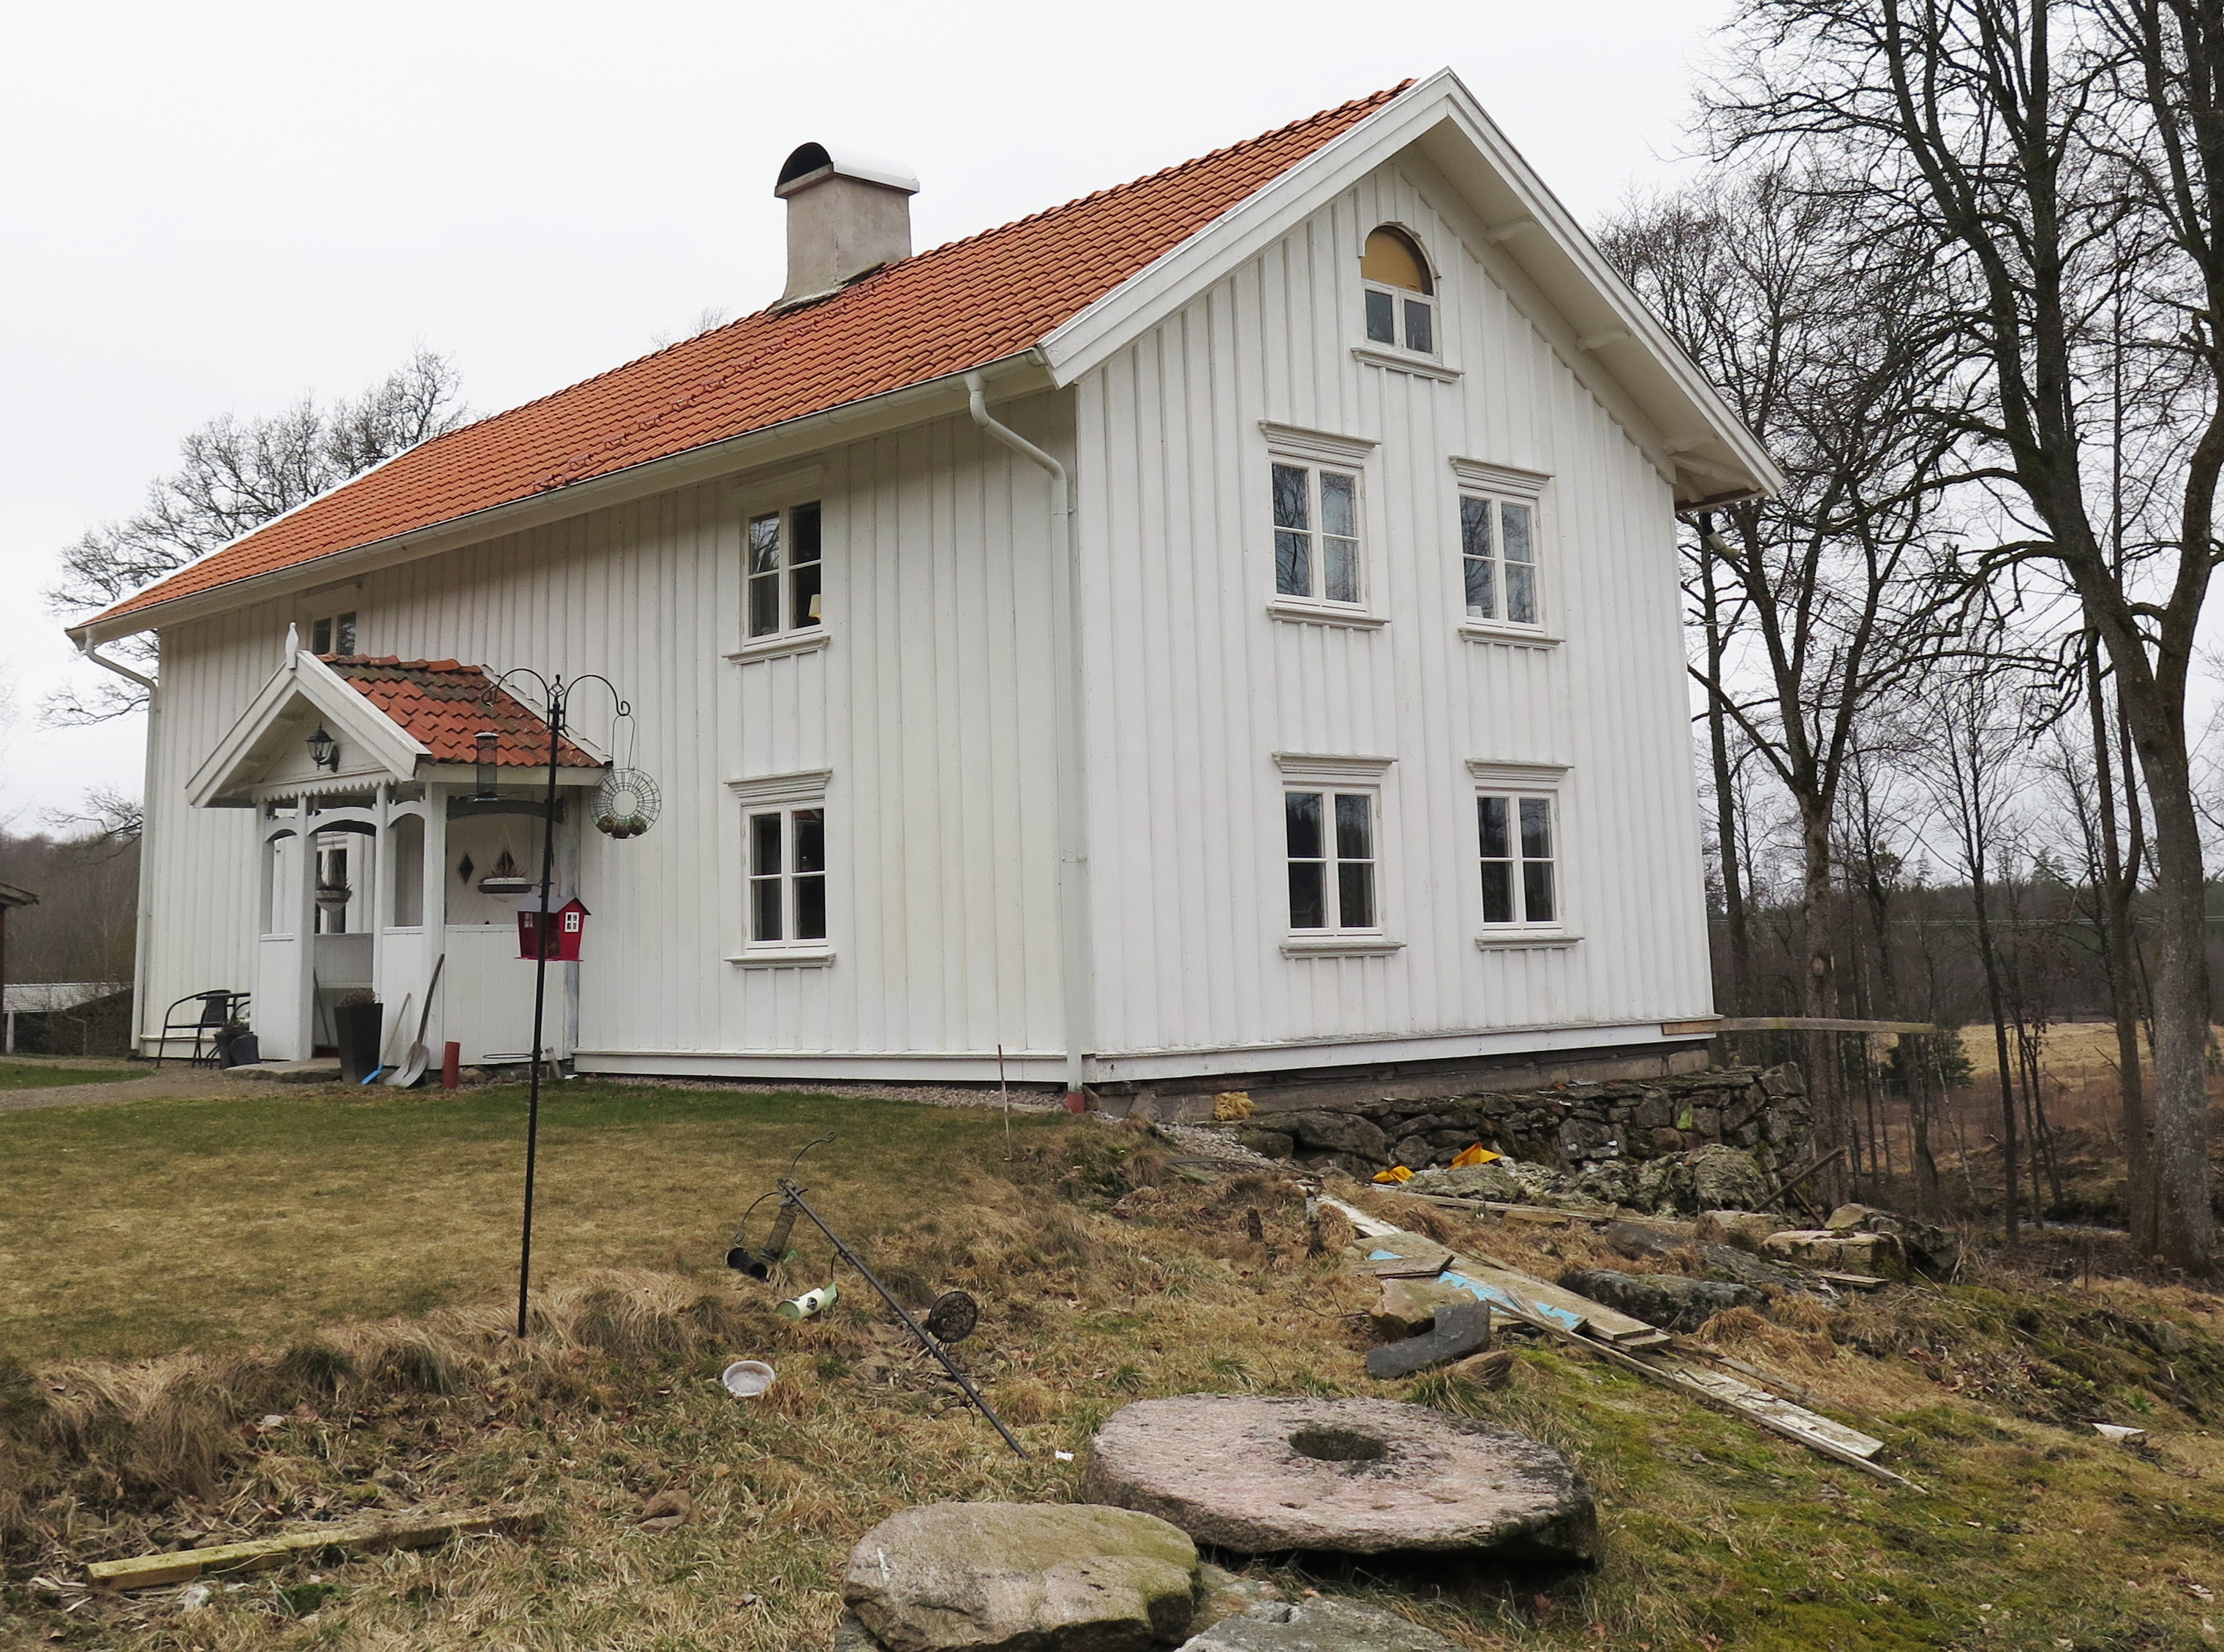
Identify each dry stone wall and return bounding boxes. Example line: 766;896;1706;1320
1202;1065;1812;1191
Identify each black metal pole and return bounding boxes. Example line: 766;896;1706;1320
777;1178;1029;1457
516;681;563;1340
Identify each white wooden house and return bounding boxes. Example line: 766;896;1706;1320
71;70;1778;1106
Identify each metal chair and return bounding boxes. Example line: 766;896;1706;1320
157;990;251;1067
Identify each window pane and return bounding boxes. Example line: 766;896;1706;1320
752;878;783;942
1364;287;1396;344
750;812;783;875
1501;502;1534;562
1506;562;1537;625
1481;861;1514;924
748;512;782;576
1275;530;1311;597
336;612;356;655
1271;463;1309;530
1523;861;1556;924
1403;298;1434;355
1459;495;1493;559
1289;861;1326;929
1325;538;1359;603
790;501;822;565
792;560;823;630
311;618;331;655
1284;791;1323;859
749;573;780;637
794;807;825;873
796;874;826;940
1334;792;1371;861
1519;796;1553;859
1477;796;1509;859
1319;471;1357;538
1463;557;1496;618
1338;861;1375;929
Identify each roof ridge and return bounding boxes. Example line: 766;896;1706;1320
388;83;1414;472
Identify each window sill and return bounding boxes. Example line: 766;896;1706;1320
1474;931;1581;951
1458;621;1561;649
1352;344;1462;383
726;629;829;663
1268;598;1387;630
1281;935;1406;957
728;946;836;968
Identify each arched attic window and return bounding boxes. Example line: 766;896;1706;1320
1362;227;1436;355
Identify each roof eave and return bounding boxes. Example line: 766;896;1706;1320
71;352;1056;646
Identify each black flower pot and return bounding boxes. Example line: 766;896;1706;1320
334;1001;383;1084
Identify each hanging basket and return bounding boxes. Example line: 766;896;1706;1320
593;769;662;840
314;882;353;909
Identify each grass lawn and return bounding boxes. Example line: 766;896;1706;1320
7;1081;2224;1650
0;1060;133;1091
0;1079;1053;1362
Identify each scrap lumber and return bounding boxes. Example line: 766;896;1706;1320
86;1506;543;1591
1320;1197;1921;1492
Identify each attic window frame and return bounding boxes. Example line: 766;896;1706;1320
307;609;357;658
1361;226;1437;358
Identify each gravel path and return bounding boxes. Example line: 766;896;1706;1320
0;1064;243;1113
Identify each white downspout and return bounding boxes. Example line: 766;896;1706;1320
965;370;1093;1111
78;635;162;1055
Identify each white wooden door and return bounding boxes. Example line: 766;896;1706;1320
254;827;308;1060
443;926;544;1063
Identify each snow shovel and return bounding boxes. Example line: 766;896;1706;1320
362;992;412;1084
387;955;445;1087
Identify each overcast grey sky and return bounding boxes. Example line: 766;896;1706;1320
0;0;1735;824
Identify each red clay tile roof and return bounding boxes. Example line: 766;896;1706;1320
94;86;1406;627
326;657;600;769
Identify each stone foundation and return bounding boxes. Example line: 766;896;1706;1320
1180;1063;1811;1186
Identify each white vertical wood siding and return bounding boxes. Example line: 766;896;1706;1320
136;403;1069;1071
1072;152;1714;1065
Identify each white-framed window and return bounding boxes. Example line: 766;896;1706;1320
1272;753;1400;954
1273;462;1362;605
1460;495;1537;625
1362;226;1436;356
1467;761;1577;947
1477;794;1555;925
1260;424;1379;623
1449;459;1553;641
308;609;357;657
745;500;823;641
726;769;834;965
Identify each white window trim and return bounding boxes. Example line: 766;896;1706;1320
1262;424;1379;622
1351;344;1462;382
1467;761;1577;949
1358;225;1444;365
1451;457;1553;642
304;606;360;657
739;496;828;652
726;769;834;966
1274;754;1398;955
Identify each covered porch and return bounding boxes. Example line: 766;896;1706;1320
182;646;606;1067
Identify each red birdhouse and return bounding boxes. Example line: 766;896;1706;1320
518;898;589;962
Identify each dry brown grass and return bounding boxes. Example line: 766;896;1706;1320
9;1095;2224;1648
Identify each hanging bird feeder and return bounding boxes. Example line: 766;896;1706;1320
592;768;661;840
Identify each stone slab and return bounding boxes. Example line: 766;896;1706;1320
1365;1301;1492;1380
1084;1395;1594;1566
1176;1596;1463;1651
222;1060;342;1085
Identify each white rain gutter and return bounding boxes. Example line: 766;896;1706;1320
965;370;1093;1109
75;637;161;1055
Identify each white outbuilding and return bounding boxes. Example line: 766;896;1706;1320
71;70;1777;1109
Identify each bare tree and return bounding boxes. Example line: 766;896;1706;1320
46;350;468;723
1708;0;2223;1270
1604;165;1968;1200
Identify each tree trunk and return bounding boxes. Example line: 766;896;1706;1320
2088;641;2155;1247
1800;796;1847;1206
1698;531;1752;1014
1969;864;2020;1244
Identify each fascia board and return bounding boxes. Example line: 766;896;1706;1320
1040;69;1782;502
186;652;429;807
72;355;1054;646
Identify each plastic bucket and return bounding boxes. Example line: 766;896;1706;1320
720;1359;775;1398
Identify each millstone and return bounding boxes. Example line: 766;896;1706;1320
1082;1395;1595;1566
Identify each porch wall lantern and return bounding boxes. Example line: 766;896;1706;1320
474;731;501;802
306;725;340;773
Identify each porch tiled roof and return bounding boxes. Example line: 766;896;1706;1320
93;85;1407;626
325;657;600;769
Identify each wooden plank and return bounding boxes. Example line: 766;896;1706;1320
86;1506;544;1591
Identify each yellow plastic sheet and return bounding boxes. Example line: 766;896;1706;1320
1371;1165;1415;1184
1449;1144;1502;1167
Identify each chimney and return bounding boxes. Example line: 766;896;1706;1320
774;143;919;308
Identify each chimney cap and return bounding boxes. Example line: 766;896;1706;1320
775;143;919;198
